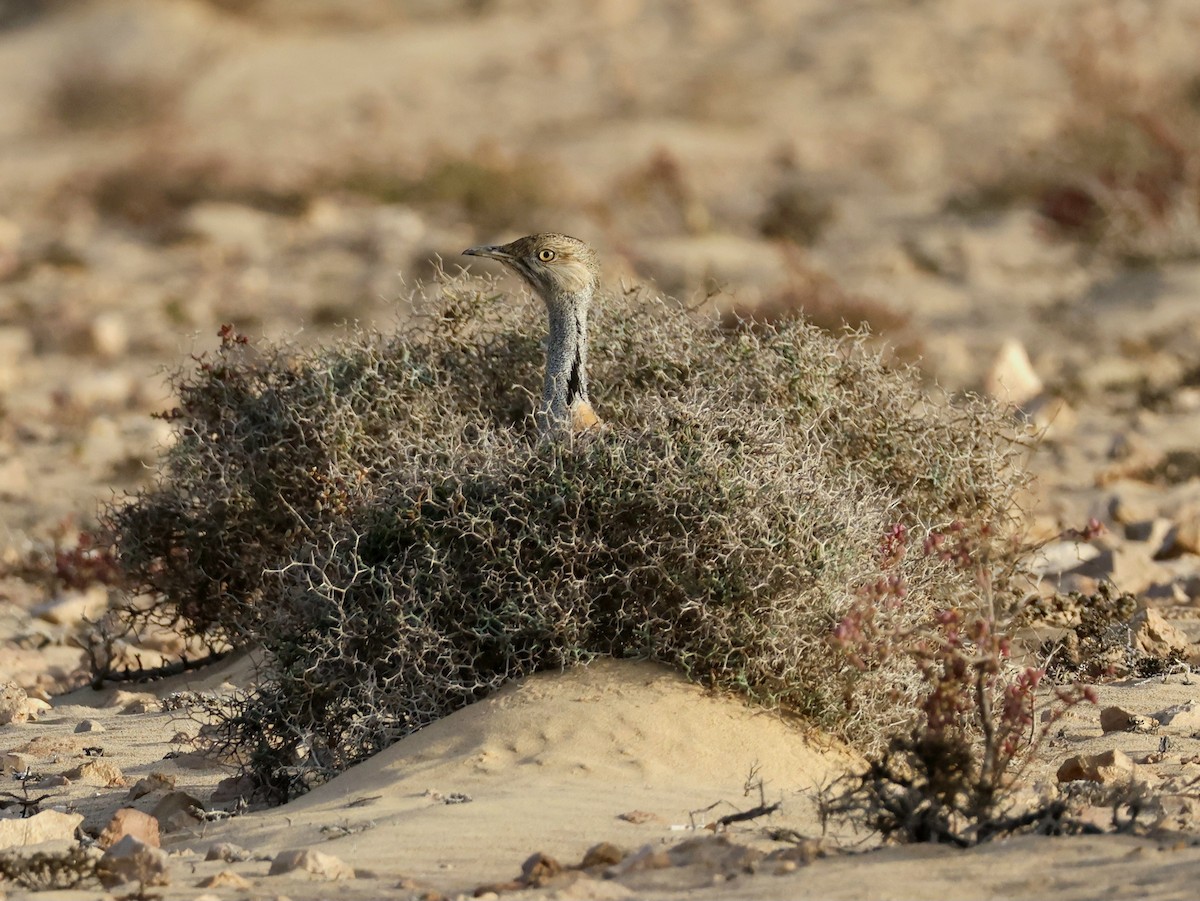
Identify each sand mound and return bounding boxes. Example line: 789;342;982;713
197;659;853;888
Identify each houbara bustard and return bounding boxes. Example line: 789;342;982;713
463;233;602;432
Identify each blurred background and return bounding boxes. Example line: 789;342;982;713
1;0;1200;545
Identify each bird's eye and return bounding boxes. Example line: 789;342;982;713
537;249;556;262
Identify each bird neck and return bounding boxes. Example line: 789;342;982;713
541;290;591;430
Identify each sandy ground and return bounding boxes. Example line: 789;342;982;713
3;1;1200;898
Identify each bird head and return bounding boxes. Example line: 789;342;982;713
463;233;599;302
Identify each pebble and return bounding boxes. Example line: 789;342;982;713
150;790;205;832
1100;706;1158;734
1056;749;1137;785
62;370;138;410
66;758;127;787
1173;508;1200;556
0;457;30;500
580;842;627;868
268;848;355;880
197;870;253;890
34;585;109;626
98;808;161;849
127;771;176;800
985;338;1043;407
98;835;171;889
0;326;33;392
1131;608;1191;657
206;841;251;863
80;416;129;471
89;312;130;359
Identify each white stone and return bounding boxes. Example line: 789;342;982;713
0;810;83;849
269;848;355;880
89;312;130;359
984;339;1043;407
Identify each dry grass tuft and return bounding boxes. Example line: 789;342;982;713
105;275;1030;801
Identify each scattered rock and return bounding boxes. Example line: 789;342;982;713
211;773;256;804
1033;540;1102;578
580;842;627;868
520;852;564;888
127;771;176;800
1100;706;1159;734
617;810;661;825
182;202;276;258
34;586;109;626
89;311;130;359
74;719;106;734
206;841;251;863
764;837;824;867
1026;394;1077;437
23;697;50;719
0;325;32;392
1152;703;1200;731
1125;518;1175;548
0;810;83;849
150;791;205;832
1056;749;1137;785
665;835;763;873
0;679;30;725
1;751;30;773
65;758;127;787
1131;608;1191;657
80;416;129;470
107;690;158;714
984;339;1043;407
197;869;253;890
170;750;224;770
268;848;355;880
98;808;161;849
606;844;672;877
0;456;30;500
1108;480;1169;524
1173;508;1200;556
98;835;171;889
64;370;138;410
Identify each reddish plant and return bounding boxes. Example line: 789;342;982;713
829;523;1096;844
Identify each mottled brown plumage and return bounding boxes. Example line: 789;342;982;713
463;234;602;433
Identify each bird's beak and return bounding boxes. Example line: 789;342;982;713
462;244;513;262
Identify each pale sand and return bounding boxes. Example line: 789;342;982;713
4;655;1200;899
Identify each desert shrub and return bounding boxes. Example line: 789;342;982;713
106;275;1029;800
0;846;99;892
